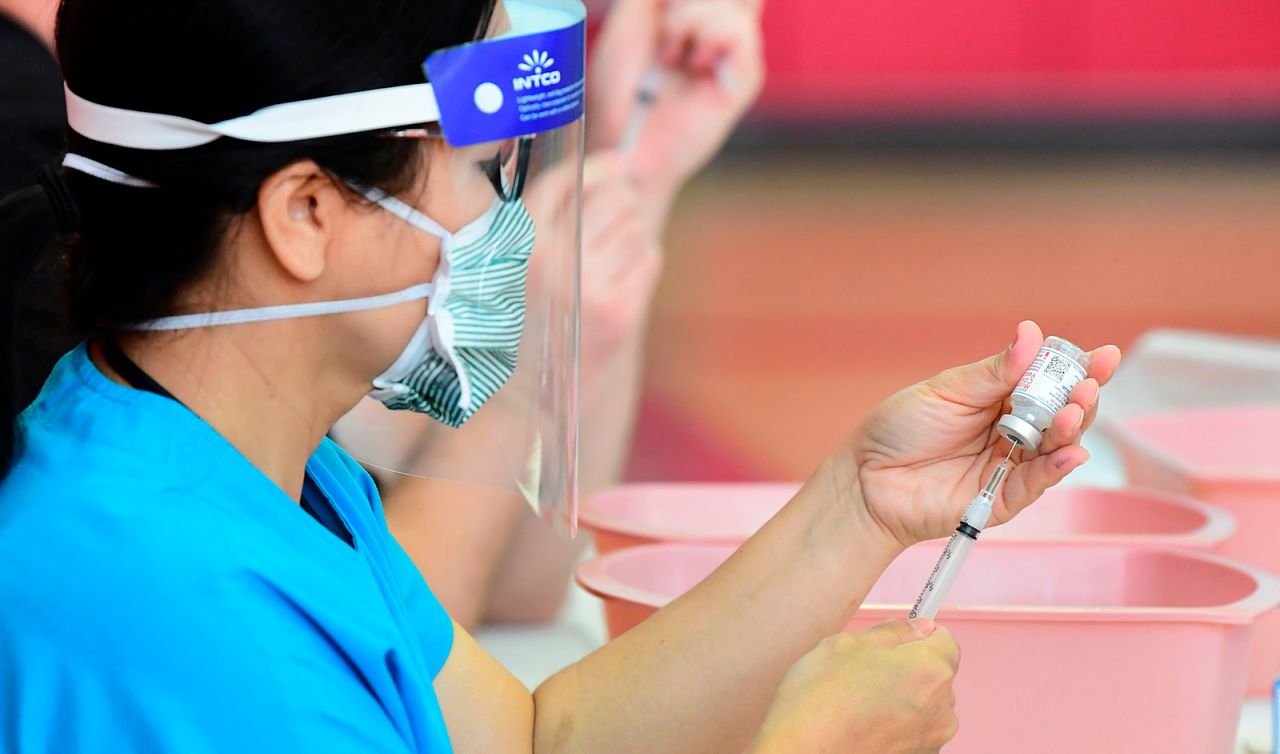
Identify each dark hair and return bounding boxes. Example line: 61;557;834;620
0;0;497;475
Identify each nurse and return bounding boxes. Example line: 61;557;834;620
0;3;1120;754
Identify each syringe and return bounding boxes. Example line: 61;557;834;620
619;64;663;157
910;447;1015;620
618;59;738;157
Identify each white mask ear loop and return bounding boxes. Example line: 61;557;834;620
135;283;434;331
356;185;478;409
43;173;446;332
356;186;452;240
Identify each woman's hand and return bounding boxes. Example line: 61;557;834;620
576;152;663;388
588;0;765;203
522;151;662;394
751;620;961;754
825;321;1122;549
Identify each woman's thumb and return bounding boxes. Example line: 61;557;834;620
857;619;936;648
929;320;1043;406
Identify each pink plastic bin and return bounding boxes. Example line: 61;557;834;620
577;541;1280;754
582;483;1235;555
1105;404;1280;695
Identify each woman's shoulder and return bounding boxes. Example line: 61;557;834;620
310;435;386;518
0;454;258;612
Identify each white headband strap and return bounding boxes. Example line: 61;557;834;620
66;83;441;151
62;154;159;188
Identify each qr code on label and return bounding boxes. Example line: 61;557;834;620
1044;355;1071;382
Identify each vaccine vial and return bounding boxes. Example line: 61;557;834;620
996;336;1090;451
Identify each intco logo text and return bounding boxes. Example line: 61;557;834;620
513;50;561;91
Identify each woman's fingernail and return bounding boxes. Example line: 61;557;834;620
1009;321;1030;350
1055;456;1075;471
909;618;936;636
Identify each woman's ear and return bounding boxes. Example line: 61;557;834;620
257;160;345;283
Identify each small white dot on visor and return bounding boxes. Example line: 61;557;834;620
473;82;504;114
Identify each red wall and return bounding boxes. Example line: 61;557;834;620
757;0;1280;119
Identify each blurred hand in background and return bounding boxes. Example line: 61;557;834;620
374;0;766;628
588;0;765;228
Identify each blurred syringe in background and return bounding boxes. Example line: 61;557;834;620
619;65;663;156
619;59;739;156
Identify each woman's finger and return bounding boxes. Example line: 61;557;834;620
1069;378;1102;434
582;183;640;249
1069;377;1099;412
690;35;730;75
1086;344;1123;386
661;0;760;82
1001;445;1090;518
1034;402;1085;457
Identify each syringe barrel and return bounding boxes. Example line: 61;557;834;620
910;530;977;620
910;465;1008;620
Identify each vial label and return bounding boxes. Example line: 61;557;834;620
1014;347;1088;414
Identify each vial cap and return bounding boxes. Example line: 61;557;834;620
997;414;1042;452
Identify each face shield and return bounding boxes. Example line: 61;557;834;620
62;0;586;535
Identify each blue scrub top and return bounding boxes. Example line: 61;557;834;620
0;345;455;753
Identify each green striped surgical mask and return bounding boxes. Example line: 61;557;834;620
136;187;535;429
366;191;536;427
